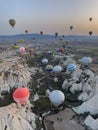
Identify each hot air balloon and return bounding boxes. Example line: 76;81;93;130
40;31;43;35
36;44;41;50
54;77;58;82
60;47;64;53
67;63;76;73
46;65;53;72
62;43;66;49
53;65;62;73
25;30;28;34
20;38;25;43
47;50;52;55
81;57;92;67
12;45;20;50
89;31;93;36
70;26;73;30
59;38;63;43
55;48;60;53
19;47;25;54
9;19;16;27
15;49;20;54
55;32;58;38
65;41;69;45
29;48;34;55
42;58;48;64
13;87;30;105
33;38;35;40
49;90;65;107
89;17;92;21
62;35;64;38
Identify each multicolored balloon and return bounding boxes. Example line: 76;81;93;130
46;65;53;72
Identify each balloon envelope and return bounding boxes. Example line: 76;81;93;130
53;65;62;73
42;58;48;64
46;65;53;72
89;31;93;35
70;26;73;30
89;18;92;21
55;32;58;38
25;30;28;34
13;87;30;104
55;48;60;52
19;47;25;54
15;49;20;54
49;90;65;107
60;47;64;53
9;19;16;27
67;63;76;73
20;38;25;43
47;50;52;55
81;57;92;66
40;31;43;35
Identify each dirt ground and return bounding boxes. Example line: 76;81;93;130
44;108;85;130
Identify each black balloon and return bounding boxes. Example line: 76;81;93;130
89;31;93;35
70;26;73;30
89;18;92;21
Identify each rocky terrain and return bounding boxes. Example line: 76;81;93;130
0;40;98;130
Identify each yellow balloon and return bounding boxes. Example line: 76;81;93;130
20;38;25;43
12;45;19;49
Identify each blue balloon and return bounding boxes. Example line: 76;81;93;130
55;48;60;52
16;49;20;54
67;64;76;72
62;44;66;48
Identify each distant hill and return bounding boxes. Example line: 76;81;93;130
0;33;98;44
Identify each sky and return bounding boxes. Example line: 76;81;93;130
0;0;98;35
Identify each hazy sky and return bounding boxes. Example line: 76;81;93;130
0;0;98;35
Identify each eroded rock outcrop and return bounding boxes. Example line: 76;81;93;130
0;102;36;130
0;63;31;97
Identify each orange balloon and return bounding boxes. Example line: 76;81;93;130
13;87;30;105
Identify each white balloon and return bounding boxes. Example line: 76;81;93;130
47;51;52;54
53;65;62;73
49;90;65;107
42;58;48;64
54;77;58;82
81;57;92;66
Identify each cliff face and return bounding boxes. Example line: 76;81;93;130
0;58;38;130
0;103;36;130
0;63;31;97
